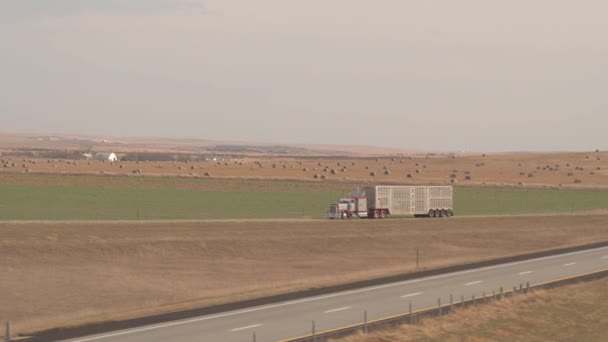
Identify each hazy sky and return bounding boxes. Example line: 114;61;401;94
1;1;607;151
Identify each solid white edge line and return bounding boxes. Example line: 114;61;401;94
400;292;424;298
324;306;352;314
68;245;608;341
465;281;483;286
563;262;577;266
230;324;261;332
518;271;533;275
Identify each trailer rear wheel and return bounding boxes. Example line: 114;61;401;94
441;209;448;217
428;209;435;218
373;210;380;219
447;209;454;217
380;210;387;219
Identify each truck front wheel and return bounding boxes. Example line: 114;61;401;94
380;210;387;219
341;211;348;219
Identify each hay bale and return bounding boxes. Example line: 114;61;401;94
574;179;582;184
204;172;210;177
331;169;337;175
320;175;327;179
406;173;413;178
519;172;526;176
527;173;535;178
450;173;457;178
302;168;308;172
370;171;376;176
450;179;457;183
191;166;196;170
384;170;391;175
465;176;472;180
313;174;320;179
119;165;124;169
567;172;574;176
415;169;421;174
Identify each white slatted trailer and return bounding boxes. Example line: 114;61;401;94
363;185;453;218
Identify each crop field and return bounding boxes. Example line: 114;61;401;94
1;174;608;220
336;277;608;342
2;151;608;188
1;214;607;336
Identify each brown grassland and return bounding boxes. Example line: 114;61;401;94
334;277;608;342
2;151;608;188
1;214;607;336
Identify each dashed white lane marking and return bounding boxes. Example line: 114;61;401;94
465;281;483;286
518;271;533;275
324;306;352;314
230;324;261;332
401;292;424;298
563;263;576;267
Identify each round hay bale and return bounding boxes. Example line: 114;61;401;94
313;174;320;179
204;172;210;177
465;175;472;180
370;171;376;176
527;173;534;178
330;169;337;175
574;179;582;184
450;179;457;184
567;172;574;176
320;175;327;179
415;169;421;174
302;168;308;172
450;173;457;178
384;170;391;175
406;173;413;178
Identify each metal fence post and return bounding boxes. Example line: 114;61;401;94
472;294;475;305
513;286;517;294
312;320;316;342
526;281;530;293
364;310;368;334
483;291;486;303
520;283;523;292
409;300;413;324
461;295;465;307
493;289;496;301
253;331;256;342
500;286;503;299
438;297;442;316
6;320;11;342
450;294;453;308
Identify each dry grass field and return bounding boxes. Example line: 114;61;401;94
1;214;607;336
1;151;608;188
336;277;608;342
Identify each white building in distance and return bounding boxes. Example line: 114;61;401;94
94;152;118;162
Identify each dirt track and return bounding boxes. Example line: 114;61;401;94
1;213;607;336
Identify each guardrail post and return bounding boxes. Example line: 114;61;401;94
526;281;530;293
461;295;465;307
513;286;517;294
520;283;523;292
438;297;442;316
5;320;11;342
493;289;496;301
364;310;368;334
483;291;486;303
450;294;453;308
472;294;475;305
500;286;503;299
252;331;256;342
312;320;316;342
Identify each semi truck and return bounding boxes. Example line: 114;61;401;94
327;185;453;219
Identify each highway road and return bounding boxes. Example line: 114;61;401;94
65;246;608;342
